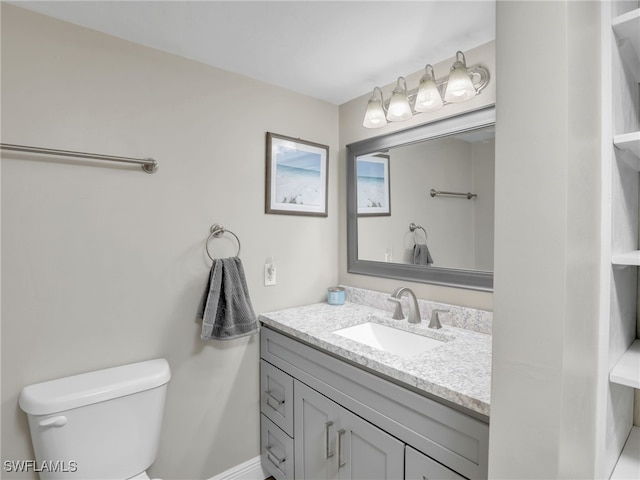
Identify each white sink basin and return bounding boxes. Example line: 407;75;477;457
332;322;444;359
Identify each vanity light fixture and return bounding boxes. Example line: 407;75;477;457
362;50;489;128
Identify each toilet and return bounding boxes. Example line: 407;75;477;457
19;358;171;480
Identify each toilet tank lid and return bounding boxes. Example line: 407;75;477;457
19;358;171;415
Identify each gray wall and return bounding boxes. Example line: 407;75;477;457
1;5;338;479
489;1;602;478
471;140;495;272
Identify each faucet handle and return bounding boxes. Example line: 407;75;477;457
388;298;405;320
429;309;449;329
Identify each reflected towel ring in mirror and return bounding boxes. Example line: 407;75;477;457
409;223;427;243
205;224;241;261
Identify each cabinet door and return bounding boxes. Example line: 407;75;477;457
337;407;404;480
294;380;340;480
405;446;466;480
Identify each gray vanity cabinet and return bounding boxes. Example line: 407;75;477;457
260;326;489;479
294;380;404;480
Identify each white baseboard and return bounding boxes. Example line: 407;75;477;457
207;455;268;480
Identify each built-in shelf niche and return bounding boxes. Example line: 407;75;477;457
608;6;640;480
611;134;640;266
614;132;640;170
610;339;640;388
612;7;640;46
612;8;640;81
611;426;640;480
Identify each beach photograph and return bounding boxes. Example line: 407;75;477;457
275;150;322;206
357;154;390;215
266;133;328;216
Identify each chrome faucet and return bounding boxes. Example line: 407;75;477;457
429;309;449;329
389;287;421;324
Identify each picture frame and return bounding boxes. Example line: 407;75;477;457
357;154;391;216
265;132;329;217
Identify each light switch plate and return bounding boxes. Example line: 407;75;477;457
265;259;276;286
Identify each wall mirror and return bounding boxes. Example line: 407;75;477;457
347;106;495;291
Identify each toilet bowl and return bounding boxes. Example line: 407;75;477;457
19;359;171;480
130;472;162;480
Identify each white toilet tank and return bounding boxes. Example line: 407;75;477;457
19;359;171;480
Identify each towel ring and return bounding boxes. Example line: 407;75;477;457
205;224;241;261
409;222;427;242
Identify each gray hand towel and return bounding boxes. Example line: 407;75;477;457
197;257;258;341
411;244;434;265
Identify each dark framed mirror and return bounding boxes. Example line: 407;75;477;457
347;106;495;291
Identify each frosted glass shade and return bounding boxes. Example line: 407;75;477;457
362;95;387;128
386;77;412;122
415;65;443;112
444;52;476;103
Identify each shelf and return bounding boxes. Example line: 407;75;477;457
610;426;639;480
611;251;640;266
612;8;640;53
614;132;640;169
612;9;640;82
610;339;640;388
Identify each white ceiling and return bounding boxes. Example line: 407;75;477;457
10;1;496;105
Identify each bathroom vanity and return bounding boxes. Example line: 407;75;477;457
258;295;491;480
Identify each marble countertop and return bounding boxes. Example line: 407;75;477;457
259;302;491;417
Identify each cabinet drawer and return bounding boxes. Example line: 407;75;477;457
406;446;466;480
261;360;294;436
261;414;294;480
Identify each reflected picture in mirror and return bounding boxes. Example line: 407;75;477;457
357;154;391;217
347;107;495;291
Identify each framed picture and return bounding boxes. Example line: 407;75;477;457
266;132;329;217
357;154;391;216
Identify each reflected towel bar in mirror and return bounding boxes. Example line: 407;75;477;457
430;188;477;200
